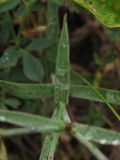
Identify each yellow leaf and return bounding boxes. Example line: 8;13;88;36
0;138;8;160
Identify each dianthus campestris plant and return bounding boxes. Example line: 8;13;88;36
0;0;120;160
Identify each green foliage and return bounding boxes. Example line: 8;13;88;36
23;51;44;81
0;47;22;69
0;0;20;13
73;0;120;27
0;0;120;160
53;0;64;6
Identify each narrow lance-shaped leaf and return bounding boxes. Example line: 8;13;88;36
39;107;62;160
45;0;59;71
73;123;120;146
0;128;37;137
70;70;120;120
40;103;71;160
70;84;120;105
73;128;108;160
1;80;120;106
73;0;120;28
0;80;54;99
55;15;70;104
40;17;70;160
0;110;66;133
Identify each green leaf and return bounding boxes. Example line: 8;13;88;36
0;80;53;99
40;18;70;160
45;0;59;71
26;38;52;51
73;128;108;160
5;98;20;109
39;104;71;160
53;0;64;5
23;51;44;81
39;133;59;160
70;70;120;121
39;108;61;160
1;79;120;106
0;0;20;13
73;0;120;28
55;15;70;104
0;0;7;4
0;109;66;133
70;84;120;105
1;78;120;108
73;123;120;146
0;128;36;137
0;47;22;69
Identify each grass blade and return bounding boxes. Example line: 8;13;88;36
0;109;66;133
73;123;120;146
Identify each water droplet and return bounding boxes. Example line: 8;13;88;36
0;116;6;122
100;139;107;144
112;140;120;145
5;57;9;61
62;42;67;48
106;91;115;102
57;68;67;76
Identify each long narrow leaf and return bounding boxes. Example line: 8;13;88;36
73;130;108;160
70;70;120;120
40;16;70;160
55;15;70;104
0;128;37;137
0;109;66;133
0;80;54;99
73;123;120;146
1;80;120;106
39;108;61;160
45;0;59;71
70;84;120;105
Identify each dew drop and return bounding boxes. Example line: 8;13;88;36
62;42;67;48
57;68;67;76
5;57;9;61
100;139;107;144
0;116;6;122
112;140;120;145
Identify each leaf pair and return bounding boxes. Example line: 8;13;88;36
0;47;44;81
